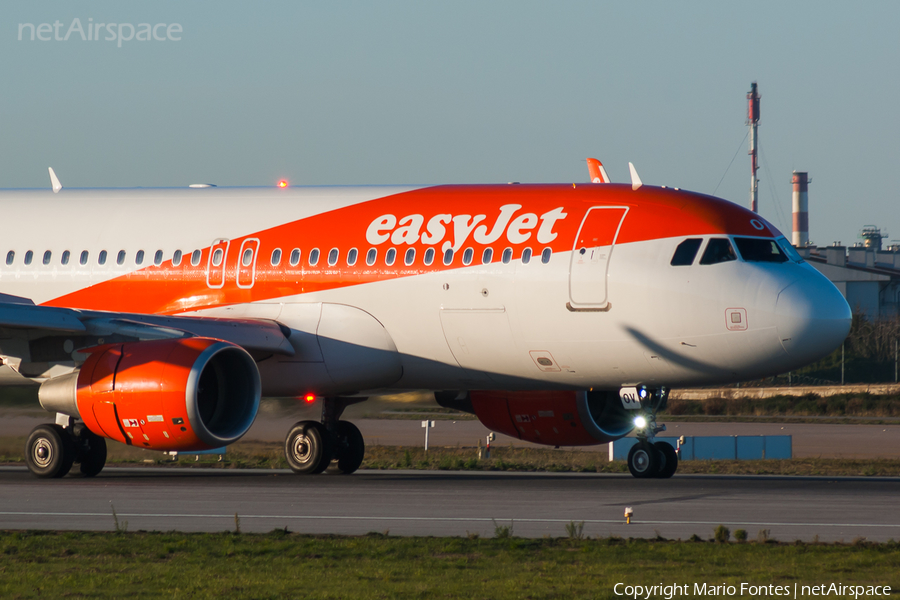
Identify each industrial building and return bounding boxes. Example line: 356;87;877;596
741;82;899;320
798;241;900;319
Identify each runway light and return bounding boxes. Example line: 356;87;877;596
278;180;288;188
303;394;316;404
633;415;647;429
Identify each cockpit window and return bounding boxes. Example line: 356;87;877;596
699;238;737;265
734;237;788;263
775;236;804;263
670;238;703;266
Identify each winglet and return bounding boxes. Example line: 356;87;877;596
586;158;610;183
48;167;62;193
628;162;642;190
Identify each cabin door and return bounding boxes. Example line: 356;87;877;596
567;207;628;310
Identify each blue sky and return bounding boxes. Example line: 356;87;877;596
2;1;898;248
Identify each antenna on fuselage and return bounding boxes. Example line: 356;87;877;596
628;162;642;191
48;167;62;193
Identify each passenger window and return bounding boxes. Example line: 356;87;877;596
191;249;202;266
213;248;225;267
172;250;182;266
734;237;788;263
404;248;415;266
154;250;163;266
98;250;108;266
347;248;358;266
309;248;320;266
271;248;282;266
366;248;377;266
327;248;339;266
290;249;301;266
423;248;435;266
80;251;89;266
43;251;52;265
502;248;512;264
443;249;453;265
117;250;127;266
462;248;474;266
24;251;33;266
385;248;397;266
521;248;532;264
135;250;144;265
61;250;70;265
670;238;703;266
241;248;253;267
482;248;493;264
541;248;551;264
5;251;13;266
699;239;737;265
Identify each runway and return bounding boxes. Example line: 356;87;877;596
1;466;898;542
6;411;900;458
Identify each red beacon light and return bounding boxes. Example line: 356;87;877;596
303;393;316;404
277;180;288;188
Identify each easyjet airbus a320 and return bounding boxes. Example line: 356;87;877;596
1;164;850;479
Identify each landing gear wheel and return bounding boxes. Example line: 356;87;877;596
285;421;333;474
25;424;75;479
627;441;660;479
77;430;108;477
334;421;365;474
654;441;678;479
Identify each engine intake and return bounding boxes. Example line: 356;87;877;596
39;338;261;451
455;390;634;447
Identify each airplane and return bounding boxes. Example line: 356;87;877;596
0;166;850;480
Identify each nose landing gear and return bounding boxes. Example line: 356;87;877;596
624;387;677;479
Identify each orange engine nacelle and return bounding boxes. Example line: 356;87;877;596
445;390;636;447
38;338;261;452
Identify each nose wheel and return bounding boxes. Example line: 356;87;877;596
625;386;678;479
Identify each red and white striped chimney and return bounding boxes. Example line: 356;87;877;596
791;171;809;246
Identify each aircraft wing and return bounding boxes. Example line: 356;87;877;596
0;300;295;378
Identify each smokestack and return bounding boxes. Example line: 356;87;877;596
791;171;809;246
747;82;760;213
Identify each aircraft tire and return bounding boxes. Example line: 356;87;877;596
25;424;75;479
335;421;365;474
285;421;333;474
78;430;108;477
654;441;678;479
627;441;660;478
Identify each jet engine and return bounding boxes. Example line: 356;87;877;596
38;338;261;451
436;390;634;446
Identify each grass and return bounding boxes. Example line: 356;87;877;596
665;392;900;419
3;440;900;477
0;530;897;599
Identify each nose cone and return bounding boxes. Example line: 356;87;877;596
775;271;851;366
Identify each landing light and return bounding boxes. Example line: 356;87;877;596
278;180;288;188
633;415;647;429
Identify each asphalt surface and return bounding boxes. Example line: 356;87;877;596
1;466;899;542
8;413;900;458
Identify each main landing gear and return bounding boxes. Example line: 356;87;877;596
284;397;366;475
25;418;108;479
625;387;677;479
